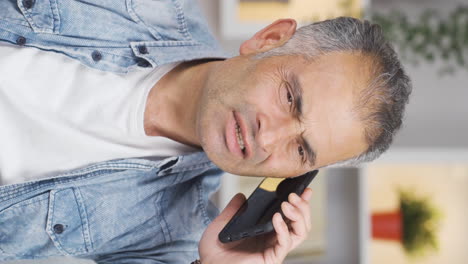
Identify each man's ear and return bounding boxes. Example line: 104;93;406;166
239;19;297;56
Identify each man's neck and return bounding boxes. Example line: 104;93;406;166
144;59;221;148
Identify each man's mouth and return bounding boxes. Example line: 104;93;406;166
235;122;246;153
226;110;250;159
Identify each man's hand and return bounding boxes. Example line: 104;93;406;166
199;188;313;264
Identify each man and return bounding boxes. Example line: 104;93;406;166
0;0;411;263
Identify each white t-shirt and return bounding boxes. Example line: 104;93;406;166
0;42;197;185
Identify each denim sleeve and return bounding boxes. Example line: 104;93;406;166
93;241;199;264
0;156;221;263
0;188;92;260
92;167;221;264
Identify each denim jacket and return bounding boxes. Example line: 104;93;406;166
0;0;227;73
0;0;227;262
0;152;222;263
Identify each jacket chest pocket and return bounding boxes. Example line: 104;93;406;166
126;0;192;41
0;188;91;258
17;0;61;34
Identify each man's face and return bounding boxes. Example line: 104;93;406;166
195;51;370;177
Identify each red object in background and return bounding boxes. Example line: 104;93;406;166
372;211;402;241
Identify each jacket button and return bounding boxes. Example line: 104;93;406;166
16;36;26;46
91;51;102;62
22;0;35;9
53;224;65;234
137;58;151;68
138;45;149;54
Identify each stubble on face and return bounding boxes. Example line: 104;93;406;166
195;56;257;172
195;52;370;177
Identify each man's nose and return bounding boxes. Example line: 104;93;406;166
257;113;296;152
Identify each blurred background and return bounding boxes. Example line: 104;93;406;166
5;0;468;263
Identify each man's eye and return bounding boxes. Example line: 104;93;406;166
286;90;293;105
298;145;304;158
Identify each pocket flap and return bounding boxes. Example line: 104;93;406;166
17;0;60;33
126;0;191;41
46;188;91;255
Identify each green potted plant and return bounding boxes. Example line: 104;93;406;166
372;190;441;257
371;6;468;75
321;1;468;75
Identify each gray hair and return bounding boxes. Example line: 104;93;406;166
256;17;412;167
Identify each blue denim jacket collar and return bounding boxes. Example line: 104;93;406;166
0;0;229;73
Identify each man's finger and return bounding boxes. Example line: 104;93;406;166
302;188;313;201
214;193;246;223
272;212;291;259
281;201;307;236
290;191;312;231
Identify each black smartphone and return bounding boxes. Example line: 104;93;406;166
218;170;318;243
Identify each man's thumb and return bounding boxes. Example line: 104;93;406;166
215;193;246;223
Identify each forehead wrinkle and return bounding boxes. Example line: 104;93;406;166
299;59;355;167
295;52;372;168
348;54;380;126
289;70;318;167
292;65;324;168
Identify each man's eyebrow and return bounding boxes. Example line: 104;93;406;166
290;72;303;117
291;73;316;167
300;134;317;167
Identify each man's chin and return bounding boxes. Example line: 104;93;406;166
202;147;246;175
203;156;264;177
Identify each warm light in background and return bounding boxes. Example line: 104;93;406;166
238;0;363;22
